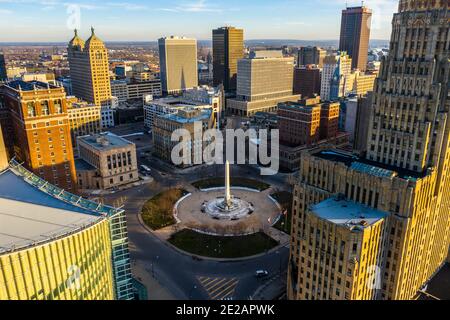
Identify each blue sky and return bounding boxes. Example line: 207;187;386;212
0;0;398;42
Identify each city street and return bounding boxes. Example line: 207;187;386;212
99;128;293;300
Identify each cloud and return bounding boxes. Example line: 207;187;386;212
106;2;148;11
159;0;224;13
0;9;13;14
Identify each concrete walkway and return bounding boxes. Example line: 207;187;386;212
131;260;176;300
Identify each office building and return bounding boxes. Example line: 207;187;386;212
76;132;138;190
297;46;326;68
111;79;162;103
67;97;102;148
153;108;214;166
278;97;340;147
339;6;372;71
213;26;244;92
353;92;373;152
158;36;198;95
111;80;128;102
320;53;353;101
127;79;162;100
319;101;340;140
68;28;112;107
227;51;300;116
288;0;450;300
338;95;359;140
352;70;377;96
0;160;134;300
1;80;76;191
144;86;221;131
0;53;7;81
293;65;321;98
278;97;347;171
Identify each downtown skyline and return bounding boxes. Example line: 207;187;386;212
0;0;398;42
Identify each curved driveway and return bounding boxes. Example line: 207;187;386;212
101;163;291;300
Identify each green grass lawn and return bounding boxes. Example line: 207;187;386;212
141;188;188;230
168;229;278;258
192;177;270;191
272;191;293;234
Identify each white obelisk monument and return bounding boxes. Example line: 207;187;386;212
225;160;231;207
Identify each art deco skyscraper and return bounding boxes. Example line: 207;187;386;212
212;26;244;92
67;28;112;107
339;6;372;71
158;36;198;95
288;0;449;300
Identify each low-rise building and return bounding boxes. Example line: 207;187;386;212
111;79;162;103
67;97;102;148
277;97;347;171
144;87;220;131
76;132;138;190
152;108;214;166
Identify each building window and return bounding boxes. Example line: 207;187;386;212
42;100;49;115
54;100;62;114
27;102;36;117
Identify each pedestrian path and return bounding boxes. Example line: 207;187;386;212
197;276;239;300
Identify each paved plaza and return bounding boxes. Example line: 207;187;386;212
176;188;281;236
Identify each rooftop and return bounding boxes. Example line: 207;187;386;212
6;80;59;91
314;150;427;181
0;160;120;255
162;108;212;124
78;132;134;151
249;50;284;59
75;158;96;171
147;96;210;109
310;197;387;229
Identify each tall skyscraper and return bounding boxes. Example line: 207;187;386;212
1;81;77;191
227;51;300;116
212;26;244;92
0;53;7;81
67;28;112;107
288;0;450;300
158;36;198;95
297;46;326;68
339;6;372;71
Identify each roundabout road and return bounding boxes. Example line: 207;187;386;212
101;163;291;300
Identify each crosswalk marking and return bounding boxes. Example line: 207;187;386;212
197;276;239;300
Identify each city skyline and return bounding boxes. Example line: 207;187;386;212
0;0;398;42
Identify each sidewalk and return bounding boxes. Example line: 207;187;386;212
131;260;176;300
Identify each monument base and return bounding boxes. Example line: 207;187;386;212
202;197;254;221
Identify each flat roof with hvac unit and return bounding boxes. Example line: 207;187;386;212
77;132;134;151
